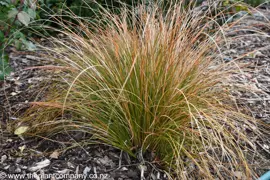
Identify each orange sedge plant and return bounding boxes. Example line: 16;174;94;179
17;1;266;179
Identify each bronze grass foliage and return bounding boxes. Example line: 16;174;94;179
18;2;267;179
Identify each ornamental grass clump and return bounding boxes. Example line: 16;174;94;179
18;2;265;179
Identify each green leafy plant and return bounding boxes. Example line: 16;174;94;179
17;1;268;179
0;0;37;80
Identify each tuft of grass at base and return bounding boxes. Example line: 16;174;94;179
17;2;267;179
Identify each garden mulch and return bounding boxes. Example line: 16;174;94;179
1;6;270;180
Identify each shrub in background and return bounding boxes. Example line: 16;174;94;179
0;0;37;80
